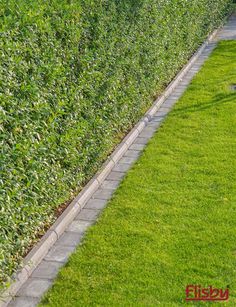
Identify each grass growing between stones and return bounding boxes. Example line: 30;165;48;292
40;41;236;306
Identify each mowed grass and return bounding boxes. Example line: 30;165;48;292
40;41;236;306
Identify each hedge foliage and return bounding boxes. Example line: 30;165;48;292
0;0;232;288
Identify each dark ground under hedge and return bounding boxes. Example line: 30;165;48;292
0;0;233;288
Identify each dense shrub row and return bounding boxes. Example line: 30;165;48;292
0;0;232;287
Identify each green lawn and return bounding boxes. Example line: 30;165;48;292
40;41;236;306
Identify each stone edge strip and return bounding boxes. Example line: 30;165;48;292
0;25;220;307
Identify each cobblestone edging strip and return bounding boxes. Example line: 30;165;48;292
2;13;236;307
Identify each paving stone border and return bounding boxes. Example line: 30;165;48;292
1;13;236;307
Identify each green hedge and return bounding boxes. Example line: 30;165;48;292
0;0;232;288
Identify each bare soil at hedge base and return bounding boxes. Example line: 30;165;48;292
0;0;233;288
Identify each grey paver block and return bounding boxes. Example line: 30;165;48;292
194;59;205;65
150;115;165;122
147;120;162;128
119;156;137;164
185;71;196;77
106;171;125;181
31;260;63;279
189;68;199;73
139;129;155;138
183;75;194;82
155;109;170;117
44;245;75;263
16;278;52;298
164;96;177;101
124;150;140;158
8;297;40;307
85;198;108;210
101;180;120;190
168;93;182;99
202;50;212;54
158;105;171;110
142;125;157;131
191;64;202;70
199;55;209;59
76;208;100;221
55;232;83;247
180;79;191;85
133;137;149;145
161;100;176;108
113;163;132;172
129;143;146;151
93;188;114;200
67;220;92;233
175;85;187;91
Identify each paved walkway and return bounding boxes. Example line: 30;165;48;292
7;13;236;307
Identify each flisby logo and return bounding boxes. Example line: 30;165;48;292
186;285;229;301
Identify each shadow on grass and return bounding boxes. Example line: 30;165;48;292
173;91;236;116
